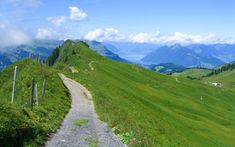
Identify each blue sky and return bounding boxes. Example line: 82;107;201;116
0;0;235;47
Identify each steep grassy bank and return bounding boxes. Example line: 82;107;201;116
0;59;70;146
49;40;235;147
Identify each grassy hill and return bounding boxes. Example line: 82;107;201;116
48;40;235;147
203;70;235;89
202;63;235;89
0;59;70;146
172;68;212;79
149;63;185;75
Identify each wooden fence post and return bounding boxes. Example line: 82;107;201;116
31;78;35;110
42;79;46;102
35;84;38;106
11;66;17;103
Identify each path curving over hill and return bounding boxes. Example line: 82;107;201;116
46;74;124;147
89;61;95;71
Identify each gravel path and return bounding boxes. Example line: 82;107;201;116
89;61;95;71
46;74;124;147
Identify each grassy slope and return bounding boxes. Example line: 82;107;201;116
172;68;212;79
152;63;185;74
0;59;70;146
51;40;235;147
203;69;235;90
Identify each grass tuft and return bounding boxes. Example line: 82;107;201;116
74;119;89;127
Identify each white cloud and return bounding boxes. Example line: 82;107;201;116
2;0;42;8
84;28;120;41
84;28;103;40
69;6;87;21
21;0;42;8
36;28;56;39
47;6;87;27
0;22;30;50
48;16;66;26
129;32;228;44
130;31;160;43
0;23;5;29
167;32;217;44
83;28;235;44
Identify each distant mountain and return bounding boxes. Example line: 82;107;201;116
0;40;63;70
85;41;129;63
141;44;225;68
0;53;11;70
104;42;159;62
187;44;235;63
148;63;185;74
103;42;235;68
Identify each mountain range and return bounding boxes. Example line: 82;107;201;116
2;40;235;72
85;41;129;63
0;40;127;70
0;40;63;70
104;42;159;62
141;44;225;68
105;42;235;69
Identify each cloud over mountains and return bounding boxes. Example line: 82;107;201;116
84;28;234;44
0;22;30;50
0;0;234;48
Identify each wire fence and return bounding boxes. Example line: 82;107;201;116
1;55;47;111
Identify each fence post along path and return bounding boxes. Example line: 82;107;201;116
11;66;17;103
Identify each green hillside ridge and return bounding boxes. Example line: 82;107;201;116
172;68;212;79
172;62;235;81
48;40;235;147
176;62;235;87
0;59;70;146
202;64;235;90
150;63;185;74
